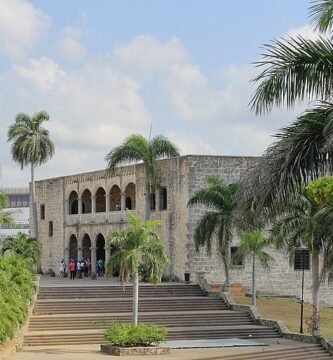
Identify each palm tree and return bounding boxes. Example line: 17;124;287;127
235;230;271;306
270;188;333;336
105;134;179;220
1;232;41;268
107;211;169;325
7;111;55;240
0;192;15;228
187;176;239;290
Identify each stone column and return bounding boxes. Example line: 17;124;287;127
78;247;82;260
64;247;70;267
105;246;111;271
121;192;126;212
90;247;96;275
105;194;110;212
78;197;82;214
92;196;96;213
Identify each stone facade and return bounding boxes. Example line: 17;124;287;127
33;155;333;305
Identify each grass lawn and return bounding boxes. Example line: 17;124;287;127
232;294;333;340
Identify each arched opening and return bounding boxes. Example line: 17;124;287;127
81;189;92;214
110;185;121;211
82;234;91;260
95;187;106;213
125;183;136;210
96;234;105;262
69;191;78;214
69;235;78;261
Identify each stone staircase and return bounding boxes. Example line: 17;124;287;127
24;283;281;346
217;344;332;359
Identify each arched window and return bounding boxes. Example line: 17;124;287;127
69;235;78;261
96;234;105;262
95;187;106;212
82;234;91;260
110;185;121;211
160;187;167;210
81;189;92;214
69;191;78;214
125;183;136;210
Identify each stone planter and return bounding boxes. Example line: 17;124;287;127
100;344;170;356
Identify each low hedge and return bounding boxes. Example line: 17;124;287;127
104;322;167;347
0;255;36;342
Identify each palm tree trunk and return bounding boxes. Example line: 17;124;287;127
144;184;151;221
252;254;256;306
132;271;139;325
222;242;231;291
311;254;320;336
31;163;38;240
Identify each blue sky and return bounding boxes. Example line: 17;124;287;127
0;0;315;186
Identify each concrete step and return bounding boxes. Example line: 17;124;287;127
33;297;228;315
217;344;332;359
23;325;280;346
28;312;253;330
38;284;204;299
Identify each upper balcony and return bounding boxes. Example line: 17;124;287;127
65;210;135;226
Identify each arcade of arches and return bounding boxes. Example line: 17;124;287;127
68;183;136;215
67;233;112;274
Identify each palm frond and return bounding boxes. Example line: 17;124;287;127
250;36;333;114
309;0;333;33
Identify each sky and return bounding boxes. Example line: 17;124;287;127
0;0;316;186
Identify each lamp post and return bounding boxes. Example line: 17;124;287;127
299;248;306;334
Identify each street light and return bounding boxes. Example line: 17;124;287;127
296;248;307;334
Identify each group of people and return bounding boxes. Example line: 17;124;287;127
59;258;105;280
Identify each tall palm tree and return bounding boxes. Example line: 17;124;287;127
187;176;239;290
270;188;333;335
107;211;169;325
0;192;14;228
7;111;55;240
105;134;179;220
235;230;271;306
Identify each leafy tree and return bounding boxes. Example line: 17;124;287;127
105;134;179;220
7;111;55;239
0;192;14;228
1;232;41;268
235;230;271;306
270;187;333;335
187;176;239;290
107;211;169;325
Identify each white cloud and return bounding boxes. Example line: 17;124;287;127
284;25;320;41
56;26;87;61
0;33;307;186
0;0;50;58
13;57;65;90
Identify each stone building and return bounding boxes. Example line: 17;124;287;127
33;155;333;305
0;187;30;244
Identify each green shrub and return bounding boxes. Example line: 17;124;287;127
104;322;167;347
0;254;35;343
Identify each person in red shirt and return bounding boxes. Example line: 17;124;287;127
69;259;76;280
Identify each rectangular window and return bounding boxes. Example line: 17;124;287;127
48;221;53;237
231;246;244;266
40;204;45;220
22;195;29;207
294;249;310;270
9;195;17;207
150;193;156;211
160;187;167;210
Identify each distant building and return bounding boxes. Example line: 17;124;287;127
0;187;30;244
